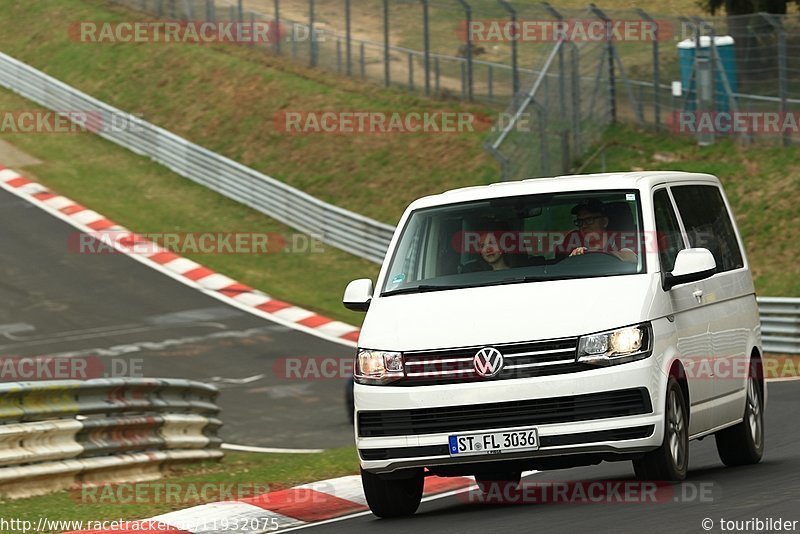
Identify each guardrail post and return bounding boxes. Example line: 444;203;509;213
345;0;352;76
274;0;281;54
498;0;519;98
421;0;431;96
456;0;473;101
383;0;390;87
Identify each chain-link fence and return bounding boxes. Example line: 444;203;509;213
108;0;800;176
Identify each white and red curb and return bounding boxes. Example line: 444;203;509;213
0;166;361;348
63;475;475;533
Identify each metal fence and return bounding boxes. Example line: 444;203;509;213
0;378;223;499
0;52;395;264
106;1;799;180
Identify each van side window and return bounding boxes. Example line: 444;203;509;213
671;185;744;272
652;189;684;272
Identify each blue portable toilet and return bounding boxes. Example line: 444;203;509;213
677;35;737;112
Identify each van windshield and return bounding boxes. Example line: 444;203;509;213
382;190;646;296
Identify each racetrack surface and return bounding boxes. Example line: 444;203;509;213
300;381;799;533
0;187;355;449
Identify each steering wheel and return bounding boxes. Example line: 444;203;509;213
582;249;624;261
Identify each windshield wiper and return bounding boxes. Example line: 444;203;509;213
382;284;472;296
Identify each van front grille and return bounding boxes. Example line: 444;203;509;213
395;337;583;386
357;388;652;437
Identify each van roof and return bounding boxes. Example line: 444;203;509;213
409;171;719;210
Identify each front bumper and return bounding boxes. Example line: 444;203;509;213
356;356;666;473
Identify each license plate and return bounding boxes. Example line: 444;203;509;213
448;428;539;457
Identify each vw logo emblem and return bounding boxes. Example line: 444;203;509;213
473;347;504;378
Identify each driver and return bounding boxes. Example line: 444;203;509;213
556;199;637;263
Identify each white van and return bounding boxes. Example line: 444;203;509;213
343;172;765;518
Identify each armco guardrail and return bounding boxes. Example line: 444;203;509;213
758;297;800;355
0;378;222;499
0;52;395;264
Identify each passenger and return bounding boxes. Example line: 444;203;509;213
479;230;511;271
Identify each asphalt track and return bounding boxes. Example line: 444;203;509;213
302;381;799;533
0;187;355;449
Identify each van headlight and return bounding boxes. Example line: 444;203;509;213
354;349;404;384
577;323;652;366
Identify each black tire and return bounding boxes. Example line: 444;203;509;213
715;373;764;466
474;471;522;495
361;468;424;518
633;377;689;481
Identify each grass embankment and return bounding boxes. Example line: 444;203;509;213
0;0;796;338
0;447;358;534
580;125;799;297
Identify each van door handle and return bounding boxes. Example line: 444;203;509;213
692;289;704;303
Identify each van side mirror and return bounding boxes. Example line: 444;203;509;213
343;279;373;312
663;248;717;291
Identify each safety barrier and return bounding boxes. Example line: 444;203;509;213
0;52;395;264
0;378;222;499
758;297;800;355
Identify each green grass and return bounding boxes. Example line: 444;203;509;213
0;0;796;343
0;0;498;226
581;124;800;297
0;447;359;534
0;88;379;326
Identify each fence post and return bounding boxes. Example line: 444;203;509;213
561;130;571;174
498;0;519;98
383;0;390;87
421;0;431;96
456;0;473;101
488;65;493;100
637;9;660;129
408;53;414;90
337;39;342;73
538;105;549;176
570;43;581;156
543;3;566;131
156;0;163;17
274;0;281;54
761;13;790;147
694;25;714;146
309;0;317;67
435;56;440;94
345;0;352;75
590;4;616;123
360;42;366;79
205;0;214;22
